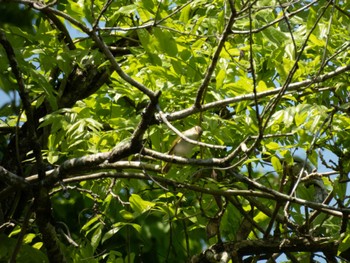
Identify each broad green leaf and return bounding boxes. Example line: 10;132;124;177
254;210;269;223
91;225;103;252
262;27;288;47
333;179;347;200
0;234;49;262
138;0;155;13
102;224;124;244
120;209;135;221
339;233;350;254
256;80;269;92
179;4;191;23
308;150;318;168
116;4;137;15
265;141;280;151
216;68;226;90
153;28;178;57
82;215;102;231
137;28;153;53
285;43;295;60
129;194;156;215
271;156;283;175
102;223;141;244
32;242;43;250
23;233;36;244
295;110;308;127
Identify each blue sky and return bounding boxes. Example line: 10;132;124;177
0;89;13;112
0;90;10;105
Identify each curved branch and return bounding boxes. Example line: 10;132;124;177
229;170;347;217
156;104;226;150
19;1;159;100
167;64;350;121
40;9;75;50
193;237;337;262
0;166;29;188
0;29;46;179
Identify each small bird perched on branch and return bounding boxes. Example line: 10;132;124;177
162;126;203;173
288;156;328;203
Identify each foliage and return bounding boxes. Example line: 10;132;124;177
1;0;350;262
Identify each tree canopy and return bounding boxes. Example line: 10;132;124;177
1;0;350;262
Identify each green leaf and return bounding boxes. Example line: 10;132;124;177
91;225;103;252
32;242;43;250
23;233;36;244
102;223;141;244
295;109;308;127
271;156;283;175
216;68;226;90
129;194;156;215
102;224;124;244
262;27;288;47
116;4;137;15
137;28;153;53
82;215;102;231
308;150;318;168
153;28;178;57
0;234;49;262
138;0;155;13
120;209;135;221
339;233;350;254
333;179;347;200
179;4;191;23
265;141;280;151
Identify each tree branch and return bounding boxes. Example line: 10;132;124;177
194;4;236;107
192;237;337;262
167;64;350;121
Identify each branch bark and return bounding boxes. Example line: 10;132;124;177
192;237;337;263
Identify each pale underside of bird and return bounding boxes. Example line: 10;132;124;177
162;126;203;173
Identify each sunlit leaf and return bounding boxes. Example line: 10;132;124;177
129;194;156;215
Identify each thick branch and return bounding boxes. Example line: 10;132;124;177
0;166;29;189
193;237;337;262
0;29;46;180
0;29;67;261
108;91;161;163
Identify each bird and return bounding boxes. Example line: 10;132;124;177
162;126;203;173
290;156;328;203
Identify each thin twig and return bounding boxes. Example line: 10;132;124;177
156;104;226;150
247;1;262;132
56;170;350;218
232;1;318;34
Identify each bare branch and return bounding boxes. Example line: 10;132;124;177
0;166;28;188
156;104;226;150
44;169;350;219
194;237;337;261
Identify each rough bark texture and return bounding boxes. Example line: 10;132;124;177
191;238;338;263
